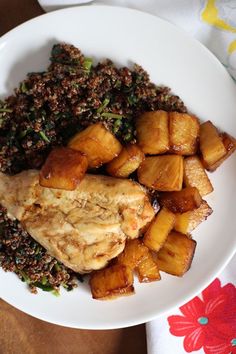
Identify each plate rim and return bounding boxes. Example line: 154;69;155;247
0;5;236;329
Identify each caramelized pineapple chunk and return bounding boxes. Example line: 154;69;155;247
159;187;202;214
144;207;176;252
106;144;144;178
89;264;134;300
136;110;169;154
221;132;236;154
200;121;227;170
138;155;183;191
137;251;161;283
184;156;213;196
156;231;196;276
68;123;122;168
169;112;200;155
39;147;88;190
174;200;213;234
205;132;236;171
116;239;149;270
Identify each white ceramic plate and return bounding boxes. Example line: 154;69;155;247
0;6;236;330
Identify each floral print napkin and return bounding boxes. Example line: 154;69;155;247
146;254;236;354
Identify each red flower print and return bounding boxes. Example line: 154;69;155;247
168;278;236;353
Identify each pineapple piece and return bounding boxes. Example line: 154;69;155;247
221;132;236;156
68;123;122;168
159;187;202;213
184;156;213;196
174;200;213;234
116;239;149;270
169;112;200;155
39;147;88;191
137;251;161;283
205;132;236;171
136;110;169;154
89;264;134;300
106;144;144;178
138;155;183;191
200;121;227;170
156;231;196;276
144;207;176;252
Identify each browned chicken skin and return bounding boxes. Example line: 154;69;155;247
0;171;154;273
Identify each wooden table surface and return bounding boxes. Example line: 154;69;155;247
0;1;147;353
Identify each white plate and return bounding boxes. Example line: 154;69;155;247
0;6;236;330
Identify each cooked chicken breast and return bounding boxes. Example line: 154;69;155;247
0;171;154;273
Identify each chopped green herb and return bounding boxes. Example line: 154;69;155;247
28;111;36;121
20;82;28;93
123;132;132;142
68;66;77;74
27;71;45;77
114;80;121;89
34;282;54;292
97;98;110;114
101;112;124;119
51;290;60;297
35;246;40;255
41;276;48;285
39;131;50;143
51;44;63;60
71;82;80;89
83;57;93;72
18;270;30;284
163;95;170;102
112;119;122;134
18;129;30;139
54;263;61;272
128;94;138;105
0;108;13;113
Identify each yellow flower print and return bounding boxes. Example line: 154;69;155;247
227;39;236;77
202;0;236;32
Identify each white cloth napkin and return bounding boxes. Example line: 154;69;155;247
39;1;236;352
95;0;236;81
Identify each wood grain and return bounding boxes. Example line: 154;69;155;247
0;0;43;37
0;1;147;353
0;299;147;354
